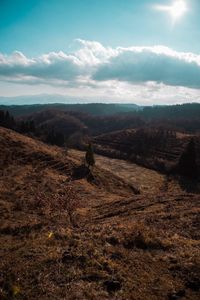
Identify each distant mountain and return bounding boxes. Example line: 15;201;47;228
0;101;141;117
0;94;78;105
0;94;140;108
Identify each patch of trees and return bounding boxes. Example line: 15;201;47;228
0;110;15;129
82;114;144;136
140;103;200;120
0;110;36;134
0;109;86;147
95;127;176;157
127;128;176;156
46;130;65;147
150;119;200;134
137;104;200;133
18;120;35;133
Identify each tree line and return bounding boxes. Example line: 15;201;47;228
0;110;66;147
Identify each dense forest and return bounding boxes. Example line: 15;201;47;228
1;102;200;119
1;102;200;137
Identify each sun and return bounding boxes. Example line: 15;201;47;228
169;0;187;20
155;0;187;22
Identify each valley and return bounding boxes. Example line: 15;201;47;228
69;149;165;195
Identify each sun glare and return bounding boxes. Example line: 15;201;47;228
155;0;187;22
169;0;187;19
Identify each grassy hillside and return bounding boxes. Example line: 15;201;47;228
93;128;200;174
0;127;200;299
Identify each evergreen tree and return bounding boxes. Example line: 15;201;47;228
178;139;198;178
0;110;15;129
85;143;95;168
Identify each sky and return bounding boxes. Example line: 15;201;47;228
0;0;200;105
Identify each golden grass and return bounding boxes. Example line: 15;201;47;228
0;127;200;299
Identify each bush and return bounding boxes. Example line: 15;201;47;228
177;139;198;178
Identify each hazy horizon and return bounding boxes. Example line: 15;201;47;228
0;94;200;106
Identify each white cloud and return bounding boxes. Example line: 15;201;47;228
0;40;200;104
93;46;200;89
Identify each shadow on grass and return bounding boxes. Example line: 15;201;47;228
71;164;90;180
177;176;200;194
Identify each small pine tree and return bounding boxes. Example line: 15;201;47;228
178;139;198;178
85;143;95;168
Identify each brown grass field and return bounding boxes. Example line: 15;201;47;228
0;127;200;299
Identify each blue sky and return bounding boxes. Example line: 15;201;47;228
0;0;200;104
1;0;200;54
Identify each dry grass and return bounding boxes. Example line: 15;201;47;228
0;127;200;299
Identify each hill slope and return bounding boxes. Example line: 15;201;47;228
0;127;200;300
93;128;200;173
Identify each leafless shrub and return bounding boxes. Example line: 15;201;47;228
14;184;79;227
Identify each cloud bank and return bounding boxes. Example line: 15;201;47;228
0;39;200;104
93;46;200;89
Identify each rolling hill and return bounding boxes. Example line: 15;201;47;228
93;128;200;174
0;126;200;299
0;101;140;117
